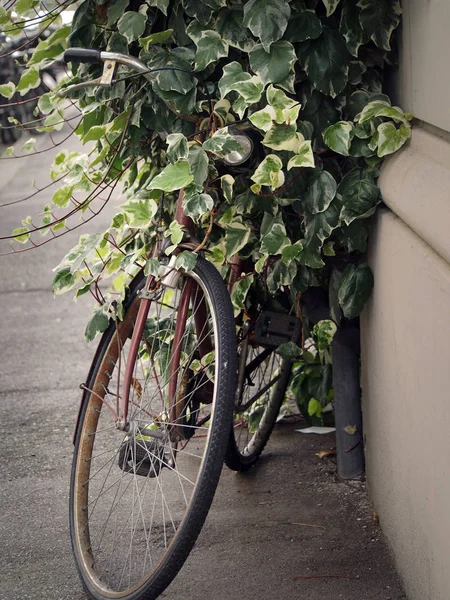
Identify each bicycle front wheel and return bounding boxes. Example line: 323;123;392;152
70;256;236;600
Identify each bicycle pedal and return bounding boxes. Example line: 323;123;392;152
254;311;302;348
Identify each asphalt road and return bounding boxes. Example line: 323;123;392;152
0;126;406;600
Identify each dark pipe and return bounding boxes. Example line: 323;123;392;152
332;325;365;479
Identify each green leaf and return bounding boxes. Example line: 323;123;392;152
313;319;337;350
357;0;402;51
225;222;251;256
249;105;277;132
0;82;15;99
358;99;391;123
144;258;160;276
340;0;367;56
285;9;322;43
139;29;173;50
323;121;354;156
219;61;251;97
85;310;110;342
338;263;374;318
175;251;198;272
277;341;303;361
249;41;296;86
267;260;297;292
338;169;380;224
322;0;341;16
231;274;253;312
82;125;107;143
16;67;40;96
166;133;189;163
194;31;229;71
147;0;170;16
308;398;322;418
243;0;290;52
376;122;411;157
122;198;158;227
182;185;214;222
52;185;74;208
148;160;194;192
107;0;129;24
21;138;36;153
183;0;213;25
117;11;147;44
217;6;255;52
203;129;242;157
302;201;341;266
251;154;284;191
304;27;350;97
282;241;303;265
260;223;288;255
304;170;337;214
12;227;30;244
287;140;315;170
52;267;76;295
220;174;234;203
262;124;302;152
188;145;209;186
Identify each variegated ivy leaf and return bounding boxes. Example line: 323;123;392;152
322;0;340;16
217;6;255;52
287;141;315;170
231;274;253;313
0;81;15;99
188;144;209;186
213;98;231;124
282;241;303;265
186;20;208;44
249;41;296;86
323;121;354;156
249;105;277;132
225;221;251;256
117;11;147;44
340;0;367;57
338;168;380;225
139;29;173;50
358;100;391;123
243;0;290;53
220;174;235;203
304;27;350;98
166;133;189;163
122;197;158;228
267;260;297;293
262;125;304;153
266;85;301;124
182;184;214;222
147;0;170;16
203;129;243;157
251;154;285;191
148;160;194;192
357;0;402;52
304;169;337;214
16;67;40;96
219;62;248;97
194;31;229;72
175;251;198;272
260;222;289;255
376;122;411;158
285;9;322;43
228;76;265;106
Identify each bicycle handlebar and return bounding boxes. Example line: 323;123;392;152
63;48;102;64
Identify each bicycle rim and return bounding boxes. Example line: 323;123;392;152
225;331;292;472
70;258;236;600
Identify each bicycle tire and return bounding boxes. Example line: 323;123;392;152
70;256;236;600
225;331;293;472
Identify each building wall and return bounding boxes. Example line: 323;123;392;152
360;2;450;598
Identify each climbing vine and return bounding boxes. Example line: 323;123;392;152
1;0;409;420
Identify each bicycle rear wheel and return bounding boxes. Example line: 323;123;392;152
70;256;236;600
225;322;293;472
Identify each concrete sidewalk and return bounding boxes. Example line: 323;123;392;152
0;130;406;600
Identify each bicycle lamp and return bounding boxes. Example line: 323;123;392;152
223;129;254;166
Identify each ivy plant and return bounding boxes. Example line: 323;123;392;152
1;0;410;419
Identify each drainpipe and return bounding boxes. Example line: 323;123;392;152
332;323;365;479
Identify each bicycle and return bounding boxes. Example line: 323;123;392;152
63;48;301;600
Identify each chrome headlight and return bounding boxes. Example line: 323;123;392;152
223;130;254;166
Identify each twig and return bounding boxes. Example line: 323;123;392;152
293;574;359;581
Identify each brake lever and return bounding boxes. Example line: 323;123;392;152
58;59;116;98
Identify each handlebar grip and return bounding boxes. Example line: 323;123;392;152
63;48;102;64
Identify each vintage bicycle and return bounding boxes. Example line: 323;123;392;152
62;48;301;600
